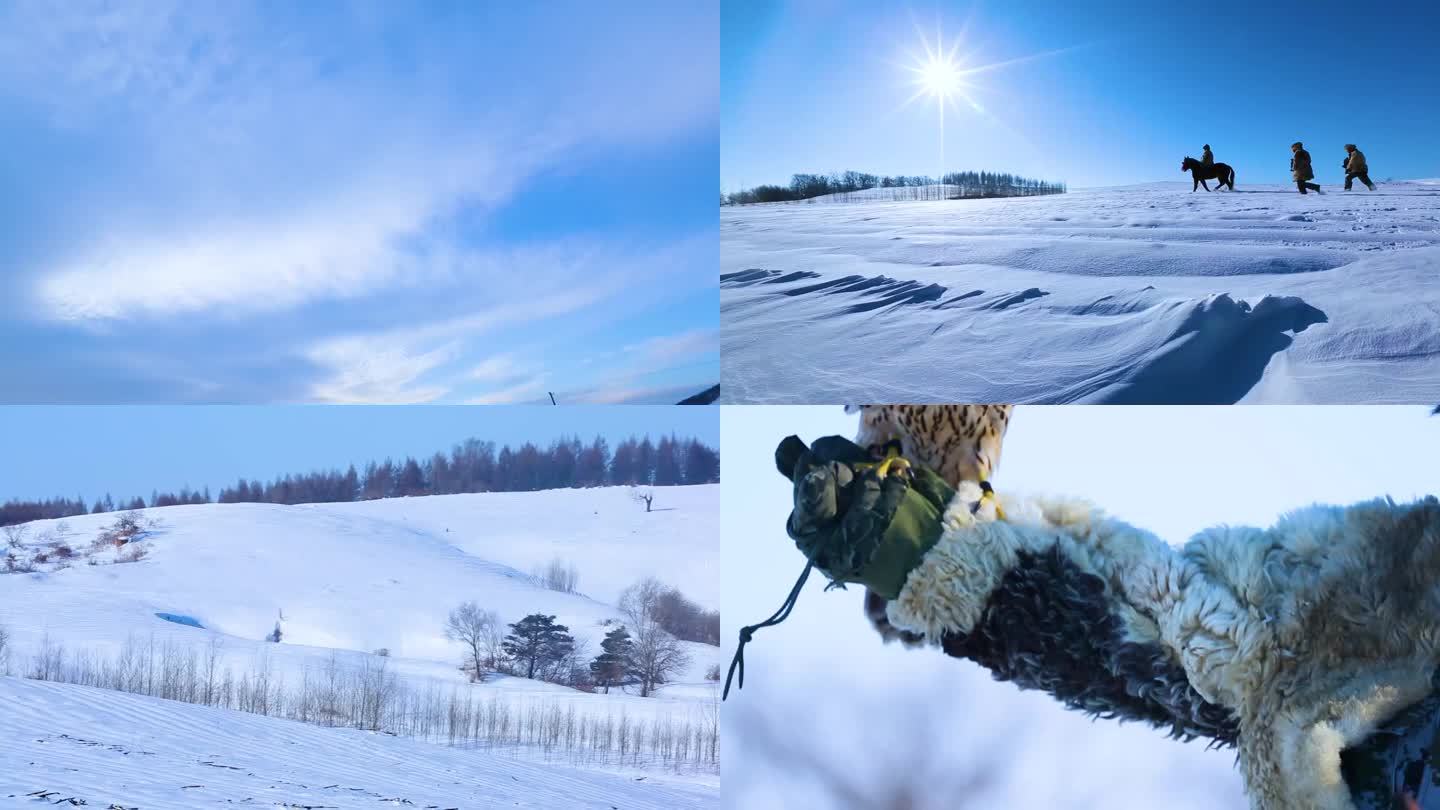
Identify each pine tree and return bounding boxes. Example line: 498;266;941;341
589;626;634;694
501;614;576;680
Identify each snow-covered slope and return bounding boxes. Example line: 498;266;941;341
0;676;716;810
721;181;1440;404
0;486;720;793
322;484;717;608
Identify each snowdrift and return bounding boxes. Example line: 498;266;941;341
721;181;1440;404
0;677;716;809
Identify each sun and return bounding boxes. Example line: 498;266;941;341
918;54;962;100
901;29;969;108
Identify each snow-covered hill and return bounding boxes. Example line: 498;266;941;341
0;486;719;803
721;181;1440;404
0;677;716;810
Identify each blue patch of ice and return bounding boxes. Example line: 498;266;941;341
155;612;203;629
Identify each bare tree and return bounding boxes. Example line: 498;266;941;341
0;624;9;675
2;524;27;548
620;577;692;697
202;636;223;706
445;601;500;681
535;557;580;594
630;487;655;513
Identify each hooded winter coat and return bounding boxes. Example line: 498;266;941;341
1292;147;1314;182
1202;147;1214;166
1346;147;1368;174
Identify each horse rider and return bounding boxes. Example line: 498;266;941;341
1343;144;1376;191
1201;144;1214;166
1291;141;1321;194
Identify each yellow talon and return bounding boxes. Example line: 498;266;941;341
980;481;1007;520
874;455;911;479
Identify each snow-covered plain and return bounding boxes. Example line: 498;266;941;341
0;486;719;807
721;181;1440;404
721;405;1440;809
0;677;714;810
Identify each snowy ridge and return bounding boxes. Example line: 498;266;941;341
0;676;715;809
0;486;720;805
722;181;1440;404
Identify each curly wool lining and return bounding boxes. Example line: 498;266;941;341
877;488;1440;810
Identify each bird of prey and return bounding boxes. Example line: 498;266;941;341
846;404;1013;488
845;404;1015;646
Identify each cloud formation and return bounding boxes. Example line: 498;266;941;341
0;1;718;401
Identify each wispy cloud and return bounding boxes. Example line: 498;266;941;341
0;2;718;402
303;286;603;404
32;148;538;321
298;236;711;403
624;328;719;368
468;354;523;384
466;375;552;405
305;338;461;405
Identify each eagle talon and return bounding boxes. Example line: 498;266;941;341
862;440;912;480
875;455;912;480
979;480;1007;520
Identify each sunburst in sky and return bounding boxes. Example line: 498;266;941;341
897;21;1082;179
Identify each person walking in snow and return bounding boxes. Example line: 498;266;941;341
1201;144;1214;166
1291;141;1321;194
1343;144;1376;191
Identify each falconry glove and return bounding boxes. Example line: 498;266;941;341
723;435;956;700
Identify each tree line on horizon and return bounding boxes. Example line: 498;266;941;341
723;169;1066;205
0;434;720;527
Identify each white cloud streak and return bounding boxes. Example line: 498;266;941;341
6;1;717;324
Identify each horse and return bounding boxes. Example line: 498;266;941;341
1181;157;1236;191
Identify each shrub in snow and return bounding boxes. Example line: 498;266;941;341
97;512;146;548
705;664;721;682
373;648;390;658
266;620;283;643
534;557;580;594
1;524;26;548
117;544;148;563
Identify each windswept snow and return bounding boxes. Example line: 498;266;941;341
0;677;715;809
721;181;1440;404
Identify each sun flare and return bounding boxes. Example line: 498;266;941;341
919;55;962;100
901;28;969;108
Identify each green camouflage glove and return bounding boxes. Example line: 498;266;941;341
775;434;955;600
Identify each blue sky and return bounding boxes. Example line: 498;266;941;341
723;0;1440;190
0;1;717;404
0;405;719;504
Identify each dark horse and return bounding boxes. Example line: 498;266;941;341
1181;157;1235;191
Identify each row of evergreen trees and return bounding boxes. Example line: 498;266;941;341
0;433;720;527
722;169;1065;205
